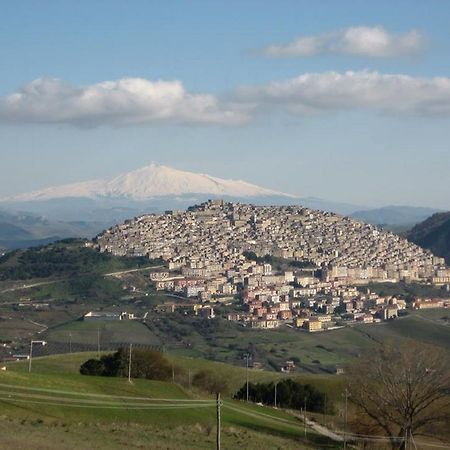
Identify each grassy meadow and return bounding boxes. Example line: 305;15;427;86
0;352;341;449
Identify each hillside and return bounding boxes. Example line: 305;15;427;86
0;239;164;325
0;239;156;281
98;200;435;275
406;211;450;264
0;353;337;450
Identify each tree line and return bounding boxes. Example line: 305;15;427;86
234;378;334;414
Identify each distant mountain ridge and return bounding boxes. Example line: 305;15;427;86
351;205;441;231
406;212;450;264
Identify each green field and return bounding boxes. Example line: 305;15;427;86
0;353;340;449
135;308;450;371
45;320;162;346
17;307;449;377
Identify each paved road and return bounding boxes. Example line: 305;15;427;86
104;265;163;277
0;280;62;294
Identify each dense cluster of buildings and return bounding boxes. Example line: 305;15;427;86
147;261;449;331
97;200;445;281
96;200;449;330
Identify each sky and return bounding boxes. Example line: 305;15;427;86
1;0;450;209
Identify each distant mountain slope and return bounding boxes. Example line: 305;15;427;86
351;206;439;228
0;221;33;240
3;162;294;202
0;219;56;250
0;210;104;250
406;212;450;264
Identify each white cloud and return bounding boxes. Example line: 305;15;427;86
3;71;450;128
264;26;425;58
0;77;249;126
237;71;450;116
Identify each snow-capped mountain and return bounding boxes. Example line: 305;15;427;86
5;163;295;202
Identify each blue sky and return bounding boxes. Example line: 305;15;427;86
1;0;450;208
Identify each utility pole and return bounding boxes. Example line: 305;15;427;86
128;343;132;383
172;365;175;383
304;396;307;438
216;392;221;450
244;353;250;402
28;340;33;373
274;382;277;408
343;388;349;450
28;340;47;373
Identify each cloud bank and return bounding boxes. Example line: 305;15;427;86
237;71;450;116
2;71;450;128
0;77;248;126
264;26;424;58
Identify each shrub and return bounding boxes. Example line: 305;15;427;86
130;348;174;380
79;358;105;376
80;348;181;382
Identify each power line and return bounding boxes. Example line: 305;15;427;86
0;383;213;402
0;396;215;410
0;390;214;407
4;388;446;448
223;402;301;428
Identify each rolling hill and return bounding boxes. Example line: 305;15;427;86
0;352;337;449
406;211;450;264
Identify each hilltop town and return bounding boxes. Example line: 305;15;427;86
95;200;450;330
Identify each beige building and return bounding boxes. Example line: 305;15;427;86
304;318;322;332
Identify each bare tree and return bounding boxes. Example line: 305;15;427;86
347;340;450;449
